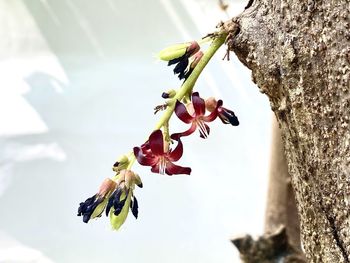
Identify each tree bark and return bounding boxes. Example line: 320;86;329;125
226;0;350;262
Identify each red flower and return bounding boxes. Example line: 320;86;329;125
133;130;191;175
172;92;222;139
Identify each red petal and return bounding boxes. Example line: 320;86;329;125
165;162;191;175
151;165;160;174
171;122;197;140
149;130;164;156
175;100;194;124
168;138;184;162
203;100;223;122
192;92;205;116
141;141;150;151
133;147;158;166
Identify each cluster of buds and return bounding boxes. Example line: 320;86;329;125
78;161;142;230
78;34;239;230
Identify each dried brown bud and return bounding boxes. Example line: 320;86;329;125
116;169;143;189
98;178;117;197
205;97;218;112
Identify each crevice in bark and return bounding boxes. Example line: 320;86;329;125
245;0;254;10
320;201;350;263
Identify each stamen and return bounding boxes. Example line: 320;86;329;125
197;120;208;138
159;157;166;175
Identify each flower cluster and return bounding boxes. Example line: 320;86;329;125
132;91;238;174
78;168;142;230
78;33;239;230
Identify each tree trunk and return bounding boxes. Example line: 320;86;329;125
226;0;350;262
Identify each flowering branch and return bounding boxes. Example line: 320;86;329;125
77;27;240;230
155;35;226;128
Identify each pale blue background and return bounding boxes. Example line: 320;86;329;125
0;0;271;262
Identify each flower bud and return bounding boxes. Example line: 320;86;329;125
98;178;117;197
158;41;200;61
116;169;143;189
110;191;132;230
188;51;203;69
218;107;239;126
124;170;136;189
78;178;117;223
113;155;129;172
90;198;108;220
179;51;203;80
161;89;176;99
134;173;143;188
115;169;126;185
205;97;218;112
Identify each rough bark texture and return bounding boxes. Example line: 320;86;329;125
226;0;350;262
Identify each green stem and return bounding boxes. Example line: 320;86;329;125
127;157;136;169
128;35;226;167
163;121;170;142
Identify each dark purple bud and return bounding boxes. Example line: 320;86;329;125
182;51;203;80
162;92;170;99
114;197;127;216
173;58;189;77
77;194;104;223
106;188;122;216
161;89;176;99
131;196;139;219
218;107;239;126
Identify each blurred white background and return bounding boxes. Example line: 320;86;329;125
0;0;272;262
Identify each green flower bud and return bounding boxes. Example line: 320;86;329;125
162;89;176;99
134;173;143;188
113;155;129;172
110;191;132;230
90;198;108;219
158;41;200;61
